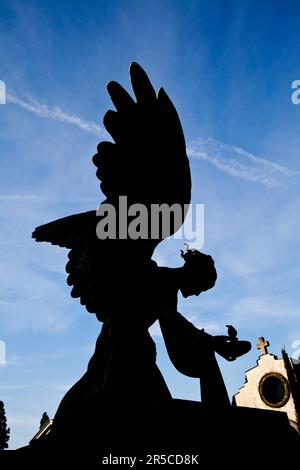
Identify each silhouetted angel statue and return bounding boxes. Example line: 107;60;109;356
32;64;250;438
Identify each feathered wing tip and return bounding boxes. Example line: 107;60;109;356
32;211;96;249
32;211;99;314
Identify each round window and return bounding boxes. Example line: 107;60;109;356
259;372;290;408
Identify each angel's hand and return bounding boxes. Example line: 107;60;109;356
212;335;251;361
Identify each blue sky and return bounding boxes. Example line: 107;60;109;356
0;0;300;449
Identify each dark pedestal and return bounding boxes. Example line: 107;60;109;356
1;400;298;468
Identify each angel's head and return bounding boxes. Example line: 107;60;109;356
179;248;217;298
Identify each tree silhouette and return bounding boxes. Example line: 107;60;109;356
39;412;50;429
0;401;10;450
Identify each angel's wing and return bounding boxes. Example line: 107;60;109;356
33;63;191;320
93;62;191;236
32;211;96;249
32;211;101;314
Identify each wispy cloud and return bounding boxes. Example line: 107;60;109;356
45;383;73;392
0;260;75;333
149;315;222;338
0;193;96;204
0;385;28;391
7;92;107;137
7;92;298;188
0;194;44;202
187;138;298;188
231;296;300;326
8;416;38;427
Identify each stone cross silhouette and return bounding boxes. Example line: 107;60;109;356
256;337;269;355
